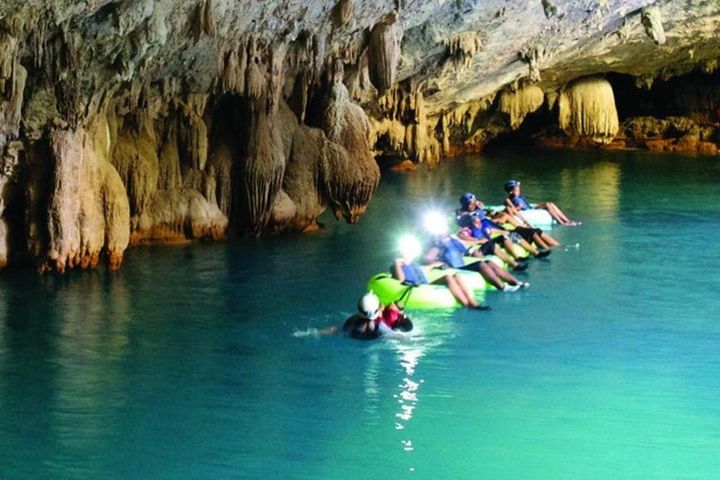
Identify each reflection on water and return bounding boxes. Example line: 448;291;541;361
48;273;130;477
362;350;381;416
395;345;423;430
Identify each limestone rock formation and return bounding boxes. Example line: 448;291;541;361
0;0;715;271
371;82;440;167
641;6;666;46
45;119;130;272
320;81;380;222
621;116;718;155
558;77;619;144
368;12;402;93
498;85;545;130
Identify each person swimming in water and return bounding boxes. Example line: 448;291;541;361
505;180;581;226
295;292;413;340
341;292;413;340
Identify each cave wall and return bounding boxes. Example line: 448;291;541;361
0;0;716;271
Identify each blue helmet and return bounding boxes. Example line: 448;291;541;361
505;179;520;193
459;192;476;208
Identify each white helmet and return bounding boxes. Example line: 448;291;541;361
358;292;381;318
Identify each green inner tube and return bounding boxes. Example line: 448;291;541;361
367;261;494;310
369;234;538;309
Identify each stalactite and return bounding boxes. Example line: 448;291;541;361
111;115;159;220
545;90;559;111
431;95;503;156
320;81;379;222
412;89;440;165
237;43;248;94
245;39;267;101
616;19;633;44
444;31;481;70
157;119;182;190
446;96;494;134
193;0;217;42
267;41;288;114
635;75;654;90
371;84;440;165
0;34;18;96
177;94;209;171
273;124;326;232
438;113;451;156
368;11;401;93
240;108;286;235
220;50;241;93
219;43;249;96
641;6;666;46
331;0;354;29
702;60;718;75
43;119;130;273
47;31;85;127
558;77;619;144
519;33;554;84
205;136;234;218
311;32;327;82
0;140;21;268
498;85;544;129
0;61;26;138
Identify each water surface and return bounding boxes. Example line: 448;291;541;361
1;147;719;479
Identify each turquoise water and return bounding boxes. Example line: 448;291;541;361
1;148;720;479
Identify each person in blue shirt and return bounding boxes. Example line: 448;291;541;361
455;213;530;269
392;238;491;309
410;231;528;294
457;192;560;250
457;211;552;264
456;193;556;255
505;180;581;226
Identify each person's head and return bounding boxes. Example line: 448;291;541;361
459;192;476;210
505;179;521;196
470;211;483;228
397;235;422;263
358;292;381;319
430;229;452;248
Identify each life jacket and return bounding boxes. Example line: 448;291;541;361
441;237;468;269
401;263;429;286
469;225;488;240
511;194;531;210
482;218;501;230
382;307;413;332
467;217;500;240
